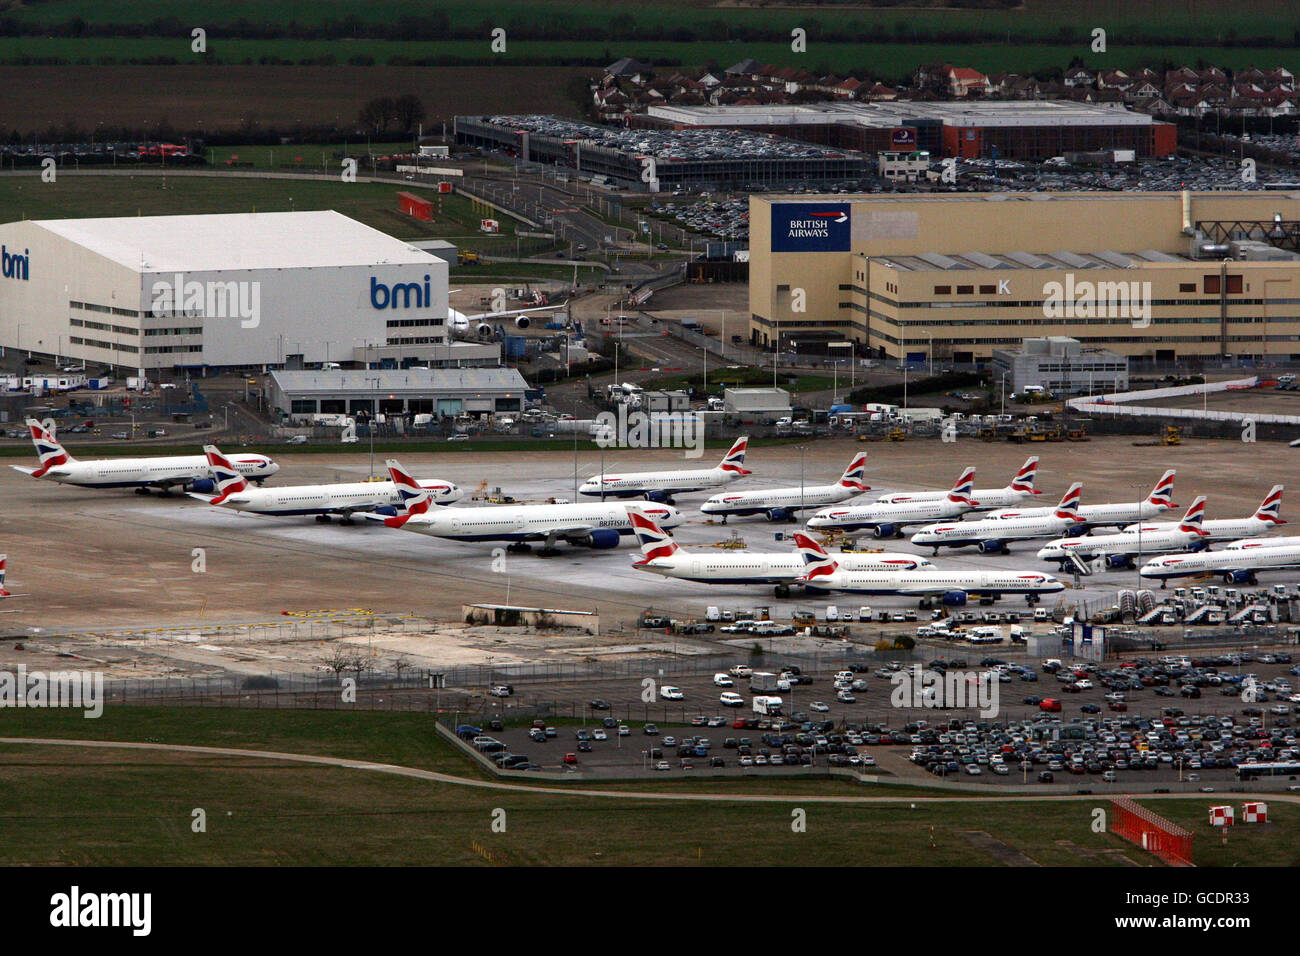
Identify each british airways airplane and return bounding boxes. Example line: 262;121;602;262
805;466;978;536
578;436;751;502
626;505;930;597
368;460;684;552
873;456;1042;511
189;446;461;522
12;419;278;493
1121;485;1284;543
699;452;868;522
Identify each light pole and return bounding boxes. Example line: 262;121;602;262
367;376;380;478
1000;373;1007;418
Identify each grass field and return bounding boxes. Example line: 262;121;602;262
205;141;414;169
0;175;517;241
3;706;1295;865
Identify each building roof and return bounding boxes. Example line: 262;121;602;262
272;367;528;396
877;248;1200;272
29;211;440;273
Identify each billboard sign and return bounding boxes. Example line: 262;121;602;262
890;127;917;148
770;203;851;253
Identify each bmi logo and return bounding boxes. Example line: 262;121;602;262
370;274;433;310
1;245;29;281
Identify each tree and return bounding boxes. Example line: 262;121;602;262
358;96;397;134
392;93;425;134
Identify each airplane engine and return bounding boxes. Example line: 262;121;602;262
514;315;531;330
872;524;899;538
765;508;794;523
1187;539;1210;553
1106;554;1133;569
644;491;672;504
583;529;622;549
1064;523;1089;537
475;322;494;339
372;506;399;517
941;591;969;607
1224;570;1256;584
977;540;1006;554
189;477;215;494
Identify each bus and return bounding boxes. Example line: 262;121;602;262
1235;761;1300;781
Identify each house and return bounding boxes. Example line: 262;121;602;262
1097;69;1132;90
948;66;992;97
1064;67;1095;88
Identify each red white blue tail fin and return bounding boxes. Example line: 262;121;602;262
625;505;680;563
718;436;751;476
1177;495;1208;535
203;445;249;503
1253;485;1286;525
1147;469;1177;509
0;554;8;597
27;418;72;477
1009;456;1041;494
946;466;977;506
836;452;869;491
1054;481;1083;521
384;458;432;526
792;532;839;582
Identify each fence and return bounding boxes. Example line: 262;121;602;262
1110;797;1195;866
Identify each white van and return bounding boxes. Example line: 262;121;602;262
826;606;839;622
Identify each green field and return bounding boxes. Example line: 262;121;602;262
0;174;518;242
2;36;1299;80
3;706;1296;865
205;141;414;170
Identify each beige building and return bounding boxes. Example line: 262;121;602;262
748;191;1300;365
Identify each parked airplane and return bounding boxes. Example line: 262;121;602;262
0;554;8;598
988;469;1176;527
368;460;683;551
627;506;931;597
874;456;1042;510
699;452;868;522
13;419;278;492
1036;496;1208;568
805;466;978;536
1140;544;1300;586
1121;485;1284;542
791;534;1064;604
578;436;750;502
189;447;461;521
910;482;1085;554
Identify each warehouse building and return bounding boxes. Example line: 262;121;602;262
0;211;452;373
640;100;1176;161
269;368;530;420
748;190;1300;365
992;337;1128;396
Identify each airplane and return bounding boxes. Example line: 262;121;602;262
450;302;559;337
0;554;8;598
578;436;751;502
1120;485;1285;543
366;459;684;552
909;482;1085;554
805;466;978;536
189;447;462;522
791;533;1064;605
699;452;869;522
987;469;1177;527
1139;543;1300;587
626;505;932;598
1036;496;1208;569
873;456;1043;511
12;419;278;493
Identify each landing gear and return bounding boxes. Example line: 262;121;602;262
506;542;533;554
1026;594;1039;606
537;547;561;557
775;584;791;599
339;516;355;526
315;514;332;523
134;487;151;495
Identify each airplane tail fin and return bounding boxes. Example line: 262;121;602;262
1147;469;1177;509
1009;455;1042;494
792;532;839;582
1054;481;1084;521
0;553;8;597
1177;495;1208;535
717;436;751;476
1254;484;1286;525
27;418;73;477
384;458;433;526
203;445;249;503
946;466;977;506
625;505;681;563
836;452;870;491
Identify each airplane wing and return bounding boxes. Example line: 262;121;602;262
187;492;219;505
458;304;559;321
9;465;37;476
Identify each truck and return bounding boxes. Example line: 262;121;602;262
749;671;783;693
752;695;783;716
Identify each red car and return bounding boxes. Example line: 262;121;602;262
1039;698;1062;712
563;753;578;765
